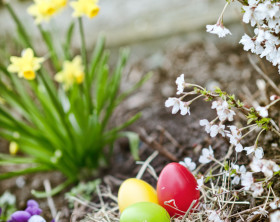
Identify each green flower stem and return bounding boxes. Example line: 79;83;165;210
266;98;280;109
31;178;75;198
78;17;88;74
5;3;32;48
37;72;78;160
240;126;259;140
38;25;61;71
240;123;258;131
78;18;93;113
254;128;266;147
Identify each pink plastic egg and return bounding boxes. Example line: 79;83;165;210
157;162;200;217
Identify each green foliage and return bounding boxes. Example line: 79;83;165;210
224;162;229;171
247;111;271;130
0;4;150;196
65;179;101;208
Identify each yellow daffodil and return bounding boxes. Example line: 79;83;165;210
70;0;99;18
54;56;85;89
9;141;19;155
27;0;67;24
7;48;44;80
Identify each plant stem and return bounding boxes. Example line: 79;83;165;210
5;3;32;48
217;1;230;24
266;98;280;109
31;178;74;198
38;25;60;71
254;128;265;147
240;126;259;140
240;123;258;131
78;17;88;74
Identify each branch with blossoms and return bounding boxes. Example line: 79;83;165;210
166;74;280;157
166;74;280;221
206;0;280;74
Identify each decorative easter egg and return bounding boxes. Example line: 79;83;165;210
118;178;158;213
120;202;170;222
157;162;200;217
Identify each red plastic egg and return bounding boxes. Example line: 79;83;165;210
157;162;200;217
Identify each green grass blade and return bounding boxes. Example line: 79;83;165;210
5;3;32;48
0;166;50;180
31;178;74;198
63;21;75;60
118;131;140;160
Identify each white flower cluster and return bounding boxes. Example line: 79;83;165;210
250;158;280;178
199;99;267;159
199;146;214;164
179;157;196;171
241;172;264;197
206;0;280;73
240;0;280;73
165;74;190;115
167;74;280;219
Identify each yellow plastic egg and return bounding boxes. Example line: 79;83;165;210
118;178;158;213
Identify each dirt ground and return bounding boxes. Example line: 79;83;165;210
1;40;280;221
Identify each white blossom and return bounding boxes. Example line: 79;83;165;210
165;97;180;114
179;157;196;171
180;101;191;115
200;119;211;134
270;95;277;101
270;198;280;210
241;172;254;190
251;182;264;197
196;176;204;190
250;158;279;178
242;0;259;26
206;24;231;38
227;126;243;152
244;146;264;159
250;158;264;172
256;106;268;117
210;124;227;137
270;210;280;222
212;100;235;122
255;1;279;20
175;74;185;95
261;160;280;178
240;34;255;52
165;98;190;115
199;146;214;164
231;163;246;185
200;119;227;138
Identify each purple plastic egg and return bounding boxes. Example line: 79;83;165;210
11;211;31;222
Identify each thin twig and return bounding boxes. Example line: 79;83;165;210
139;128;178;161
248;54;280;94
43;180;57;219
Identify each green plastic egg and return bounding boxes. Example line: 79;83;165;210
120;202;170;222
